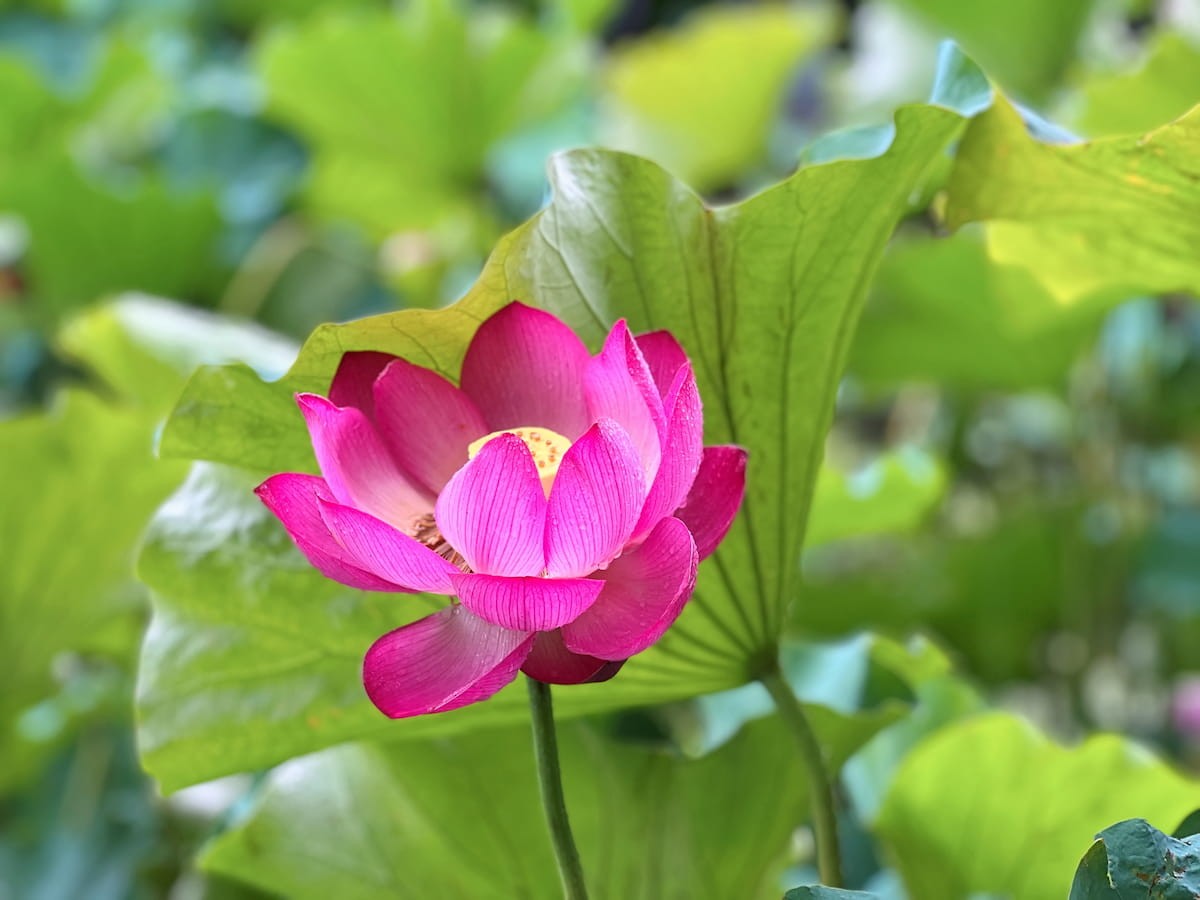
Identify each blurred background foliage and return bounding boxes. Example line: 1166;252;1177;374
2;0;1200;897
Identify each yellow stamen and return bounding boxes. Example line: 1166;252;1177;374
468;426;572;497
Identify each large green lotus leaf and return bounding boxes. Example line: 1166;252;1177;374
0;298;300;790
893;0;1093;101
0;57;65;161
1069;816;1200;899
946;95;1200;305
202;716;807;900
877;713;1200;900
849;229;1124;391
599;4;832;190
0;391;186;792
257;1;586;237
0;42;167;170
140;76;973;788
1076;33;1200;138
0;158;222;319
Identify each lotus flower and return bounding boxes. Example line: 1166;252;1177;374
256;303;746;718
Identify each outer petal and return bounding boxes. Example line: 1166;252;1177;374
633;364;703;540
674;445;748;560
373;358;489;494
328;351;396;419
561;517;697;661
318;499;459;594
584;320;664;479
634;330;689;398
255;473;399;592
460;302;591;439
451;573;604;631
364;606;534;718
434;433;546;576
297;393;432;531
521;630;625;684
545;419;645;578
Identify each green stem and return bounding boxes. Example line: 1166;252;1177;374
527;677;589;900
760;668;844;887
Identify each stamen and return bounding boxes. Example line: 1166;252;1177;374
412;512;469;571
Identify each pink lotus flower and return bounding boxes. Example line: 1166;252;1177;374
256;303;746;718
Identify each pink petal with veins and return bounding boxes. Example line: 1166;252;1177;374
461;302;592;440
364;606;534;718
545;419;645;578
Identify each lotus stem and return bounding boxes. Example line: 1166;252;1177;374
527;676;589;900
761;667;844;887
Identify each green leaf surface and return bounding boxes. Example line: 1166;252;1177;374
60;294;297;410
850;229;1122;391
1;159;222;318
258;1;586;237
894;0;1093;100
139;90;968;789
1069;817;1200;899
946;96;1200;305
785;888;881;899
0;299;301;790
0;391;186;791
796;505;1091;683
1076;33;1200;138
877;713;1200;900
203;716;807;900
599;4;832;189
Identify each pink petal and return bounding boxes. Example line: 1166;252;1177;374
373;358;489;494
317;499;459;594
545;419;646;578
561;517;698;661
460;302;592;440
451;573;604;631
434;433;547;576
632;364;703;540
363;605;534;718
328;351;396;420
584;320;664;480
635;330;689;398
255;473;399;593
297;393;432;531
521;629;625;684
674;445;748;560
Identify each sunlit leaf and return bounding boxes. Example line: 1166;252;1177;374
203;716;807;899
1076;32;1200;138
893;0;1093;100
877;713;1200;900
946;96;1200;305
257;1;587;237
600;5;832;190
849;229;1123;391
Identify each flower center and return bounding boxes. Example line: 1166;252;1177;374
467;426;572;497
